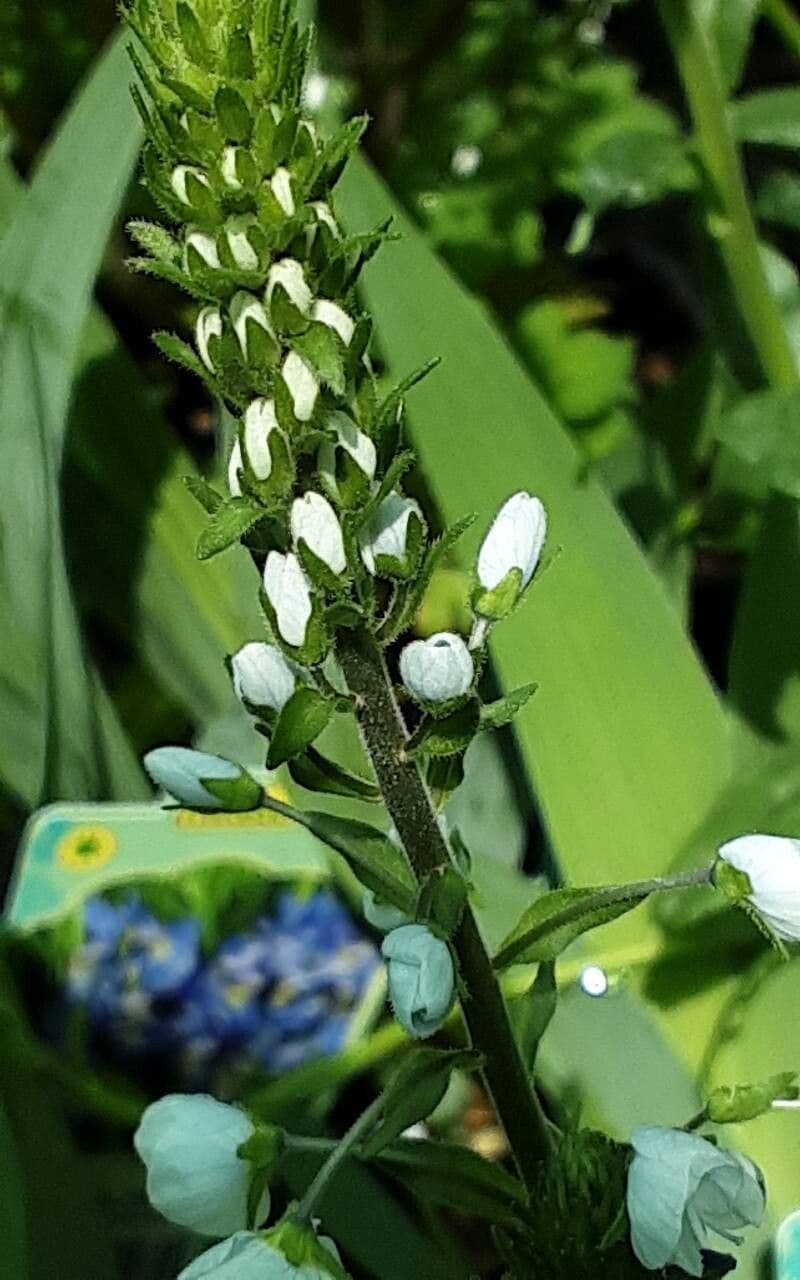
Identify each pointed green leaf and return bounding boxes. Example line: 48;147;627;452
480;684;539;731
197;496;265;559
266;687;334;768
287;746;380;801
494;886;647;969
362;1049;481;1159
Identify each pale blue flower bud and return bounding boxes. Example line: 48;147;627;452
263;551;313;648
178;1231;346;1280
719;834;800;942
135;1095;269;1238
291;492;347;575
143;747;261;811
627;1126;764;1276
477;492;547;592
399;633;474;705
231;643;296;713
382;924;455;1038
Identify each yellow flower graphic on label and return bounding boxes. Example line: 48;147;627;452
57;826;118;872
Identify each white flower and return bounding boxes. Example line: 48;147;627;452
185;231;220;270
230;292;273;360
228;399;280;495
282;351;319;422
225;217;259;271
196;307;223;372
134;1094;269;1238
231;642;296;712
171;164;210;205
399;633;474;705
477;492;547;592
270;166;295;216
263;551;313;648
627;1127;764;1276
221;145;243;191
312;299;355;346
359;492;421;574
266;258;312;315
718;834;800;941
319;413;377;497
291;492;347;575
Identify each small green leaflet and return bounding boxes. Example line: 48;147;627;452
493;885;648;969
266;687;334;768
362;1049;481;1159
196;496;265;559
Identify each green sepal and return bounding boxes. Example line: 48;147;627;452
239;1123;285;1228
321;446;373;511
253;107;297;173
448;827;473;882
371;510;426;583
225;27;255;79
196;496;266;560
295;539;344;594
406;699;481;756
269;282;310;336
361;1049;481;1160
706;1072;799;1124
311;114;369;195
265;1219;349;1280
288;746;380;802
215;85;252;141
375;358;441;436
177;2;214;69
130;256;219;305
202;770;263;812
184;474;224;514
425;753;465;802
127;218;181;264
417;866;470;939
266;686;334;768
472;568;522;622
259;587;329;667
324;600;365;630
480;683;538;731
712;857;753;904
294;323;347;396
180;106;225;157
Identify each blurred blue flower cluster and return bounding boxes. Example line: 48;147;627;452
66;890;380;1083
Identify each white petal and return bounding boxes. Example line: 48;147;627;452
227;439;243;496
359;492;420;572
291;491;346;574
266;258;312;315
243;398;279;481
171;165;209;205
283;351;319;422
313;299;355;346
221;145;243;191
263;551;313;648
312;201;341;238
720;834;800;941
399;633;474;703
270;166;295;216
231;642;296;711
477;492;547;591
196;307;222;372
185;231;220;270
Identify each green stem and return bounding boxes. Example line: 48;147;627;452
658;0;798;391
294;1092;385;1223
493;866;713;971
763;0;800;57
335;627;552;1191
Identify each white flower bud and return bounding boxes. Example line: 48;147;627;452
477;492;547;591
319;413;377;495
263;551;313;648
312;299;355;346
291;491;347;575
312;202;340;238
196;307;223;372
718;834;800;942
225;217;259;271
185;231;220;270
282;351;319;422
266;259;312;316
270;166;295;216
399;633;474;705
221;145;244;191
359;492;421;574
171;165;210;205
230;291;274;359
231;642;296;712
228;399;281;495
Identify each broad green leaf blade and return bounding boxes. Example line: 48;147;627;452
730;87;800;148
0;34;145;806
337;156;730;933
697;0;760;91
362;1048;480;1158
494;885;645;968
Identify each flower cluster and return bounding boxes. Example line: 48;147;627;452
66;890;379;1083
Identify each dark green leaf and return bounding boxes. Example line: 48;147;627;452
266;687;334;768
215;86;252;141
510;961;557;1072
378;1137;524;1221
494;886;646;969
294;323;346;396
730;87;800;148
287;746;380;801
407;700;481;758
716;388;800;499
480;684;538;731
579;130;695;215
197;496;266;559
757;169;800;231
362;1049;481;1159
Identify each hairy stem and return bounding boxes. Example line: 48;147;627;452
492;866;713;971
658;0;798;391
335;627;552;1190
